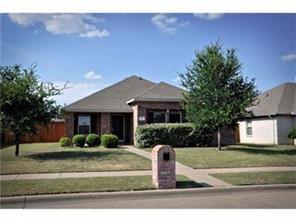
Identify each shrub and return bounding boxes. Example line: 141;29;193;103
101;134;118;148
135;123;213;148
59;137;72;147
72;134;86;148
86;134;101;147
288;128;296;139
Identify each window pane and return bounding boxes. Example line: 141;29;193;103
78;116;90;134
169;113;181;123
247;127;252;136
78;125;90;134
147;112;154;124
153;112;166;123
78;116;90;125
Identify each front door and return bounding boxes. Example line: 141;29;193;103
111;114;125;142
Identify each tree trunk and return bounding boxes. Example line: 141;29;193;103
15;132;20;156
217;127;222;151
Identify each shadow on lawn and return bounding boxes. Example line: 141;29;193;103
176;180;204;189
27;150;126;161
224;147;296;156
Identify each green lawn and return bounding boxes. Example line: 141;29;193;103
1;143;151;175
210;171;296;186
0;175;200;197
142;145;296;169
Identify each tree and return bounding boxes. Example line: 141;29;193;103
0;64;64;156
179;42;258;150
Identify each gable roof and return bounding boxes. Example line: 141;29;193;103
64;75;184;113
249;82;296;117
64;75;156;112
126;82;184;104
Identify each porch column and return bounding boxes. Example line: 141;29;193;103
64;112;74;138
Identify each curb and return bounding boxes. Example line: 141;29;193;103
1;184;296;205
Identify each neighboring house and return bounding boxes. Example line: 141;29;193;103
239;82;296;145
64;75;185;144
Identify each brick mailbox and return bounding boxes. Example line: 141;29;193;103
152;145;176;189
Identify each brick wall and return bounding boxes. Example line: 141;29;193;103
101;113;111;134
152;145;176;189
64;112;74;138
212;126;236;145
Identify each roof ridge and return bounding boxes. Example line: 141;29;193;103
133;82;183;100
65;75;156;108
131;82;160;100
158;81;184;90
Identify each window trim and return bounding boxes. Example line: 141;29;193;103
168;111;182;123
77;115;91;134
246;120;252;137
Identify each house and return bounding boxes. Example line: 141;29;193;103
64;75;185;144
238;82;296;145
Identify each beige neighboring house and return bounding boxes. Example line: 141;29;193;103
239;82;296;145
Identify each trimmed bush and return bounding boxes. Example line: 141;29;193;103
101;134;118;148
72;134;86;148
288;128;296;139
59;137;72;147
135;123;213;148
86;134;101;147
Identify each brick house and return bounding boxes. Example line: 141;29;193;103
64;75;186;144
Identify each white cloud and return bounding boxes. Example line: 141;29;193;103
281;53;296;62
8;14;51;26
151;14;189;34
193;13;224;20
53;81;105;105
84;71;102;80
79;29;110;38
8;13;110;39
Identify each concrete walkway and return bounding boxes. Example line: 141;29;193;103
124;146;231;187
195;166;296;174
0;170;151;181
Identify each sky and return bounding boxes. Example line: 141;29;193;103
1;13;296;105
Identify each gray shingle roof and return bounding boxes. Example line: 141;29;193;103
64;75;156;112
249;82;296;116
126;82;185;104
64;76;184;112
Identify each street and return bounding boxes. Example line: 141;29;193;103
1;187;295;209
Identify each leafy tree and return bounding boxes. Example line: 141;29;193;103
0;64;64;156
179;42;258;150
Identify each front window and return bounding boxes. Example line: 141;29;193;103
78;115;90;134
147;109;185;124
169;111;181;123
148;111;166;123
246;120;252;136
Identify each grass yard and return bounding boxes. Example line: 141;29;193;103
142;145;296;169
0;143;151;175
210;171;296;186
0;175;200;197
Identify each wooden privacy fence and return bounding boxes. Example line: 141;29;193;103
2;120;65;145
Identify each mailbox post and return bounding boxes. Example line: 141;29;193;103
152;145;176;189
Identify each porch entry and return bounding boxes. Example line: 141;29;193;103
111;114;132;144
111;114;124;142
